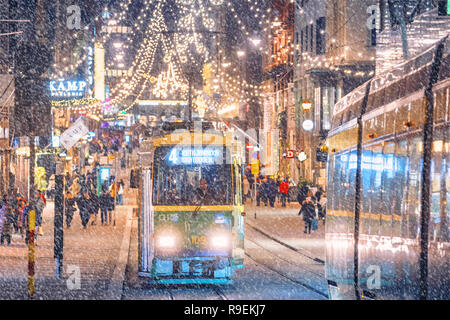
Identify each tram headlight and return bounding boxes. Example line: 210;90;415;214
157;235;176;249
211;235;230;249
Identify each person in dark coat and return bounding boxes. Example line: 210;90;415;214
267;178;277;208
89;188;99;226
76;191;91;229
99;187;111;225
297;183;309;206
257;177;269;206
65;191;76;228
300;190;317;234
1;195;13;245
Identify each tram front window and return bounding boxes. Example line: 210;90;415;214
153;146;232;205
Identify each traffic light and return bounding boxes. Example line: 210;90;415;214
438;0;450;16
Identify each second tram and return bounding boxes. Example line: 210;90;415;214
326;36;450;299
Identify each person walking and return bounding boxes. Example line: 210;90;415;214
89;188;99;226
64;191;76;228
20;200;31;244
279;179;289;207
267;177;277;208
34;191;46;237
0;195;13;245
99;187;111;226
76;191;91;230
297;183;309;206
117;180;124;205
300;190;317;234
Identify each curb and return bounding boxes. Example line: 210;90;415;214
108;206;133;300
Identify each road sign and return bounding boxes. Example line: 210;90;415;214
252;152;259;159
285;150;295;159
60;117;89;150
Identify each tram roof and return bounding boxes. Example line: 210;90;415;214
332;35;450;122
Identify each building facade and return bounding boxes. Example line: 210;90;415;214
292;0;377;187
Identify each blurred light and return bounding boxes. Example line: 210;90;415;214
237;50;245;58
211;235;229;248
157;236;176;248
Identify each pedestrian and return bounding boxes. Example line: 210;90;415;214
117;180;124;205
243;176;250;203
267;177;277;208
107;186;115;225
99;187;110;225
17;198;27;237
315;187;325;221
0;195;13;245
65;191;76;228
297;183;309;206
89;188;99;226
21;200;31;244
35;190;46;236
279;179;289;207
300;190;317;234
76;191;91;230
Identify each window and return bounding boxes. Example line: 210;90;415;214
152;146;232;205
304;26;308;52
321;87;334;131
310;23;314;53
316;17;326;55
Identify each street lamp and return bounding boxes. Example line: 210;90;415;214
237;50;246;58
250;38;262;47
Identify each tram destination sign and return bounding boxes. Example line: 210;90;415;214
168;146;223;165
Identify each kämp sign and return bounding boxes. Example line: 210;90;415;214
60;117;89;150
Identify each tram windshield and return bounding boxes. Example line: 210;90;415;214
153;146;232;205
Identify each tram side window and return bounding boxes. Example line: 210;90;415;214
381;141;400;237
431;126;450;243
391;143;407;237
361;148;373;236
403;136;423;240
344;150;357;230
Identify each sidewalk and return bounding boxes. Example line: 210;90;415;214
244;200;326;261
0;200;133;300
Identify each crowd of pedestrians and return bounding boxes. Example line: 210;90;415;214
244;171;327;235
64;171;125;229
0;189;46;246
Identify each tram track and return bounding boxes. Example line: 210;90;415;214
245;237;324;278
246;222;325;265
244;252;329;299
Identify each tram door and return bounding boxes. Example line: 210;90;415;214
232;157;245;268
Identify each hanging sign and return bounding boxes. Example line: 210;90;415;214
60;117;89;150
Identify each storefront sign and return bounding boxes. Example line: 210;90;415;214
49;80;87;98
302;100;312;111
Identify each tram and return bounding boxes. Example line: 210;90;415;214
326;36;450;299
136;121;245;284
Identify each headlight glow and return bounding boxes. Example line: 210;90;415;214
157;235;176;248
211;235;230;248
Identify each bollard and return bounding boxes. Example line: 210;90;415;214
28;209;36;300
